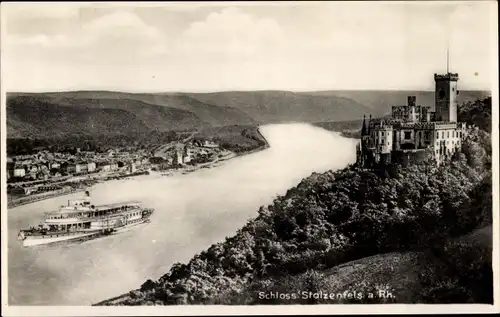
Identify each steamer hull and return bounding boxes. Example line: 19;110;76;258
20;231;102;247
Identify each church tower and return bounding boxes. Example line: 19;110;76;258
434;50;459;122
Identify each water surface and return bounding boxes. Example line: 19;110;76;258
8;123;357;305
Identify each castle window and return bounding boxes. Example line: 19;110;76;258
447;131;449;138
404;132;411;139
436;132;439;139
452;131;455;138
382;132;385;136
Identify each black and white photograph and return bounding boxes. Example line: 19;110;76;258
1;1;498;315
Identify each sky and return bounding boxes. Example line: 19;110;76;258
1;1;497;92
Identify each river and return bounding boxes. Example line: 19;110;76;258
7;123;358;306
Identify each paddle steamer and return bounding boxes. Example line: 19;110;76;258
17;191;154;247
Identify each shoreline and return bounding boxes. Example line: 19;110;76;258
238;125;271;156
156;127;270;177
7;188;86;208
7;127;271;208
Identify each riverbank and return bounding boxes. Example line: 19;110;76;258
156;137;267;178
157;152;236;177
7;128;271;209
313;120;362;140
176;126;270;174
7;187;86;208
236;125;271;156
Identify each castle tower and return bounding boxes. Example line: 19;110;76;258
434;51;459;122
361;115;367;136
407;96;417;122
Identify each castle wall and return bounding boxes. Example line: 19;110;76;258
391;149;431;167
399;128;416;149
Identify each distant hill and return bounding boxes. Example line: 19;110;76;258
6;95;202;139
7;89;491;140
28;91;258;127
305;90;490;116
183;91;373;124
6;92;256;139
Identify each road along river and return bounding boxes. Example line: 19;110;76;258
7;123;358;305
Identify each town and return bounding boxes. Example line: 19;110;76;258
6;138;234;207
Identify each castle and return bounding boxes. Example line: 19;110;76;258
356;71;467;167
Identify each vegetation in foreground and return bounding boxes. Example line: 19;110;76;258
97;97;492;305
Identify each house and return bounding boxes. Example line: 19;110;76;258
100;164;111;172
13;167;26;177
28;165;39;174
79;163;89;174
87;162;97;173
66;162;87;174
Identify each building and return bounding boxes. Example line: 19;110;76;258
175;148;184;165
87;162;96;173
202;140;219;148
13;167;26;177
183;146;193;164
100;163;111;172
66;162;87;174
79;163;89;174
128;163;137;173
356;71;466;167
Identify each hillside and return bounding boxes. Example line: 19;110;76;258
7;92;256;136
223;224;492;305
6;95;203;139
96;97;492;306
183;91;373;123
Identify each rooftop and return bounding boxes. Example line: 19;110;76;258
434;72;459;81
